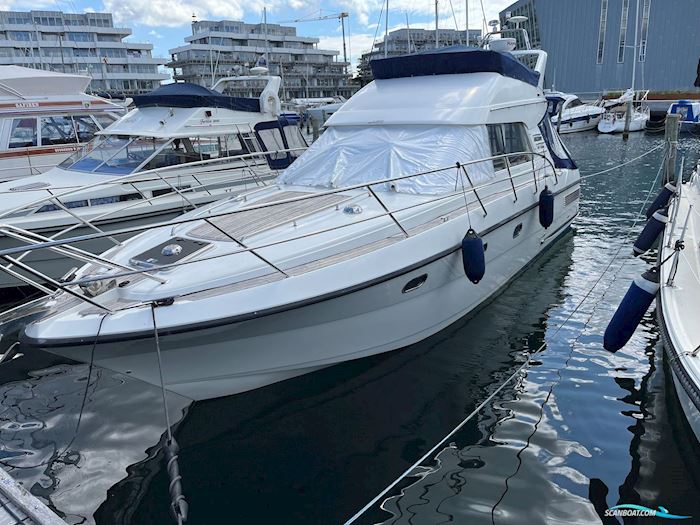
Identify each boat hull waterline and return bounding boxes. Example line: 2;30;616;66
24;185;579;400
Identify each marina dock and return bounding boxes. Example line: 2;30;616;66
0;0;698;523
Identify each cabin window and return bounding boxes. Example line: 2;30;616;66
282;125;308;153
90;193;142;206
40;116;78;146
568;98;584;108
37;199;88;213
73;116;100;142
256;128;287;160
221;134;249;157
487;124;530;170
8;118;37;148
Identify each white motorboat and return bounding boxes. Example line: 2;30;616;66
546;91;604;134
667;100;700;133
0;74;307;288
657;161;700;442
11;27;581;401
0;66;124;181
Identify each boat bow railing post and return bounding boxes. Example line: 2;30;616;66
504;157;518;202
666;205;692;287
459;163;487;216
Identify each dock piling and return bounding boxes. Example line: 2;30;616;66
664;113;681;184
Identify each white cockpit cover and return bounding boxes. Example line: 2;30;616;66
278;125;493;194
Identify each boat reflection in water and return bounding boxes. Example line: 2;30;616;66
0;349;189;524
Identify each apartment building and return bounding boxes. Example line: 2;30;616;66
0;10;167;96
167;19;355;100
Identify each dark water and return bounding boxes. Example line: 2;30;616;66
1;132;700;525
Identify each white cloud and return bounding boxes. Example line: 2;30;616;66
148;30;163;39
103;0;246;27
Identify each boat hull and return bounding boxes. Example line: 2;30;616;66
552;115;602;134
597;115;647;134
33;188;578;400
657;174;700;444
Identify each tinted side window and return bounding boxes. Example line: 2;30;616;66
487;123;530;170
487;125;506;170
502;123;529;165
73;116;100;142
41;116;78;146
8;118;37;148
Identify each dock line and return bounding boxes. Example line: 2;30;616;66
344;152;666;525
581;144;663;180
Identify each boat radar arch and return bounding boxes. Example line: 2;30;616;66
211;75;281;116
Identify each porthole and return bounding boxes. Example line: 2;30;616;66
513;223;523;238
402;274;428;293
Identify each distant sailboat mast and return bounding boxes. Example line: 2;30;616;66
465;0;469;45
384;0;389;57
435;0;439;49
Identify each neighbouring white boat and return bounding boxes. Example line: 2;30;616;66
11;25;581;400
667;100;700;133
658;161;700;442
597;107;649;134
0;74;307;288
0;66;124;181
546;91;605;134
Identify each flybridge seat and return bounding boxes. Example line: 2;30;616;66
370;45;540;87
131;82;261;113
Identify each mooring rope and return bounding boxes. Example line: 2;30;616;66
343;153;666;525
150;304;188;525
581;144;664;180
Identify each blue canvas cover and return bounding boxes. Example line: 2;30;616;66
132;82;261;112
370;45;540;87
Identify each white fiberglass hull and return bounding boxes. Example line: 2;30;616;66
551;114;603;134
29;183;579;400
597;112;648;134
658;172;700;443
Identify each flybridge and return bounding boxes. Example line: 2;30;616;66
132;83;262;113
369;46;541;88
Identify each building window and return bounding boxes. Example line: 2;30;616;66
617;0;629;63
638;0;651;61
596;0;608;64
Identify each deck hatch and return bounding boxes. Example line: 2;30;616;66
129;237;210;270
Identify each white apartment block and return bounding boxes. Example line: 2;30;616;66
0;10;168;96
168;20;355;100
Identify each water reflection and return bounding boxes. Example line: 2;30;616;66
0;351;190;524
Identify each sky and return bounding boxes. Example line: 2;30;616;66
2;0;514;72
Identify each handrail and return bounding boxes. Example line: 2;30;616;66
0;150;558;261
0;154;566;306
61;165;557;290
0;145;307;220
0;152;554;284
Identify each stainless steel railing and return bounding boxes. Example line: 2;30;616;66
0;150;567;308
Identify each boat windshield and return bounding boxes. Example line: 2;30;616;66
59;132;260;175
278;125;493;195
